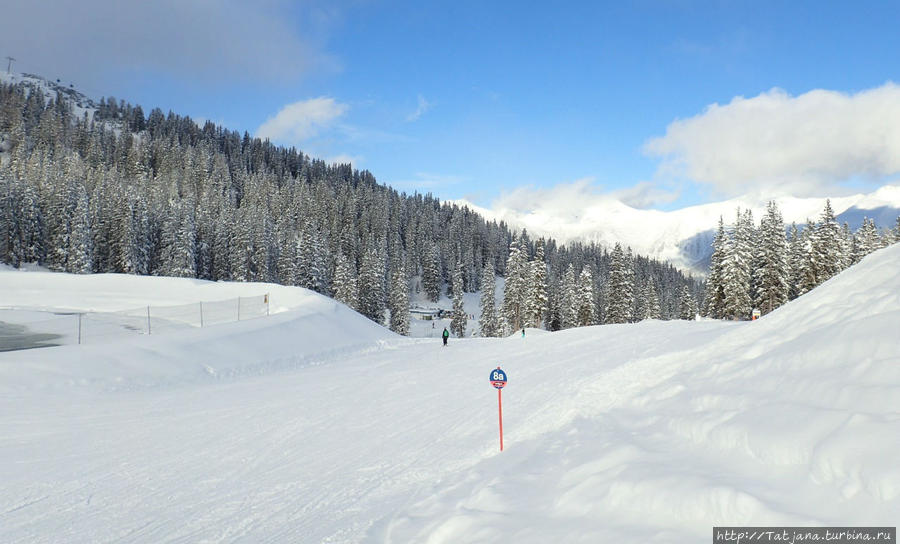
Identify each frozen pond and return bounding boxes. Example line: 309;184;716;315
0;321;62;351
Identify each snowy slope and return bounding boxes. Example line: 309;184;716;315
1;246;899;542
0;71;97;117
457;184;900;274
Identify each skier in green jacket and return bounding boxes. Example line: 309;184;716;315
442;327;449;346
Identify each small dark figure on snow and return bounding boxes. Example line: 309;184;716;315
442;327;449;346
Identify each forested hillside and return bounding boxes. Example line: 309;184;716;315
704;200;900;320
0;74;702;333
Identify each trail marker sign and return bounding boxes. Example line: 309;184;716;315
490;366;507;451
490;367;507;389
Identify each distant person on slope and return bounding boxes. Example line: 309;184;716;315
442;327;449;346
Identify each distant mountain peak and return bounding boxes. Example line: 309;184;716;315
458;184;900;275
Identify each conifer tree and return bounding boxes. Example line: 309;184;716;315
295;220;328;293
388;264;410;336
704;217;727;318
478;265;499;337
722;209;752;320
679;285;697;320
606;243;634;324
18;179;45;265
796;219;818;297
560;263;578;329
422;243;441;303
66;187;93;273
333;253;359;311
525;239;548;328
501;235;529;333
358;244;386;324
644;281;661;320
854;217;880;262
576;267;595;326
451;266;467;337
811;199;844;284
754;201;788;314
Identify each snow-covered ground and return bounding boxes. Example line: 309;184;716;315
1;246;899;543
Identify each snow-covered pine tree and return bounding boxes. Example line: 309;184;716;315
18;177;45;265
276;229;298;286
159;201;197;278
633;278;648;322
66;187;93;273
358;243;386;324
525;238;548;328
605;243;634;324
422;243;441;303
679;285;696;320
722;209;752;320
854;217;880;262
840;222;854;268
388;264;410;336
46;173;81;272
115;193;150;275
704;217;727;318
295;219;328;293
501;234;529;333
478;265;499;337
560;263;578;329
754;201;788;315
811;199;844;285
576;267;595;326
645;280;661;320
451;266;467;337
795;219;818;297
333;252;359;311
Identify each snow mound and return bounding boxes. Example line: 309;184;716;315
381;245;900;542
0;272;400;392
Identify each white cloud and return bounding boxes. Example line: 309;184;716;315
610;181;681;209
0;0;337;87
326;154;362;166
644;83;900;197
388;172;464;192
405;95;432;122
255;97;348;144
488;178;679;213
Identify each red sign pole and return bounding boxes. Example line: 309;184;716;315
498;388;504;451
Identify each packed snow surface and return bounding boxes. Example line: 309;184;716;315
2;246;899;542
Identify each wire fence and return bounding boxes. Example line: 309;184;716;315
0;294;270;350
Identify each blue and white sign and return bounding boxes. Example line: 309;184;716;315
490;367;507;389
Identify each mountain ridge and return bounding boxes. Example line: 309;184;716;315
457;185;900;274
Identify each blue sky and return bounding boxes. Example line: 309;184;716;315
4;0;900;210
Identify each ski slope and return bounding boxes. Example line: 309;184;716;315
1;246;899;543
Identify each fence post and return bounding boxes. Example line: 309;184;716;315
200;301;204;327
237;297;241;321
77;313;82;345
147;306;151;335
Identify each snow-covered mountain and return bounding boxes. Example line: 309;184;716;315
458;184;900;275
0;71;97;113
1;241;899;542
